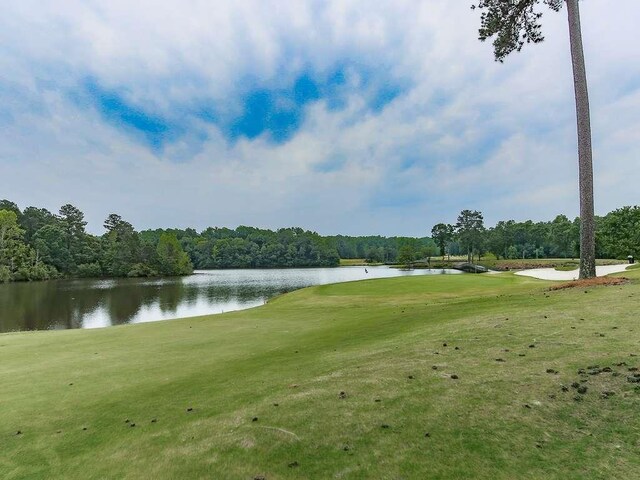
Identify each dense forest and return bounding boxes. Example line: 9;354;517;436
0;200;192;282
141;229;436;269
140;226;341;269
1;198;638;282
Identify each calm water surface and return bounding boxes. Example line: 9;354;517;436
0;266;461;332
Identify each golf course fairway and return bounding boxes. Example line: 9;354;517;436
1;270;639;479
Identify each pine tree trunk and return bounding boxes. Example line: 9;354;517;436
566;0;596;279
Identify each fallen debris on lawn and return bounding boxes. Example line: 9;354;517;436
548;277;628;291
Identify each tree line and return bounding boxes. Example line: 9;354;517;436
0;200;345;281
140;226;340;269
431;207;640;263
140;230;436;269
329;235;436;264
1;198;638;283
0;200;192;282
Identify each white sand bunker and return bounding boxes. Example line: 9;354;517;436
515;263;634;281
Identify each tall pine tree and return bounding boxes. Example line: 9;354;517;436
472;0;595;278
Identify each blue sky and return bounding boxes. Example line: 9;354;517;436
1;0;639;236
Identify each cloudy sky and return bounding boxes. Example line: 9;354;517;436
1;1;638;236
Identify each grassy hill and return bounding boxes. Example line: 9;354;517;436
1;270;639;479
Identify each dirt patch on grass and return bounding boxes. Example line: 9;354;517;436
549;277;629;291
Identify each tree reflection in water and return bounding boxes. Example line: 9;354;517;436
0;267;461;332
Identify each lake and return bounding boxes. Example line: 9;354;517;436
0;266;462;332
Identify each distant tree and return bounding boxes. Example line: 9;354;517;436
211;237;254;268
21;206;57;242
0;210;25;281
0;209;52;281
486;220;515;259
0;200;22;222
33;224;71;273
336;237;357;259
363;245;382;263
472;0;595;278
156;233;193;276
397;238;422;266
58;204;87;242
0;210;22;248
102;214;141;277
431;223;454;259
421;243;439;266
598;206;640;259
103;213;125;233
455;210;485;263
548;214;575;258
397;245;416;267
57;204;88;271
447;240;461;257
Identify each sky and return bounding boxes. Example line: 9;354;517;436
1;0;638;237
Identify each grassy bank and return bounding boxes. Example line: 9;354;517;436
1;270;639;479
338;259;383;266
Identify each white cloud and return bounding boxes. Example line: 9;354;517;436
1;0;639;236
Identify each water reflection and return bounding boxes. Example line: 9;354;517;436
0;267;461;332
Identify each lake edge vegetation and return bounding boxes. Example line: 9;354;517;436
1;198;639;283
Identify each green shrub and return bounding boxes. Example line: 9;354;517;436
127;263;157;278
76;262;103;278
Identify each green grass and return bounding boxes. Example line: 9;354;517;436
1;271;640;479
339;258;368;266
339;259;384;266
